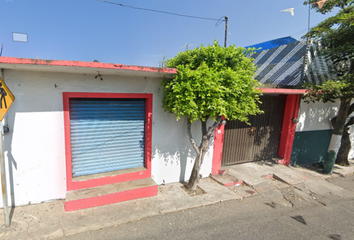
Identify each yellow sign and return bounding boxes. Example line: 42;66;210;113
0;77;15;121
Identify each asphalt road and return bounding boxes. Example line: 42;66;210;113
60;175;354;240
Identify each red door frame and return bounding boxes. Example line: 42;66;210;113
277;94;301;165
63;92;153;191
212;92;301;175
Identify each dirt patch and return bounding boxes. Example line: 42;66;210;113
181;185;207;196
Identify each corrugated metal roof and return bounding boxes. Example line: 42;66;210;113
303;42;334;85
250;41;307;86
249;40;333;87
246;37;298;51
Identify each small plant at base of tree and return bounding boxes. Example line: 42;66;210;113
161;40;263;191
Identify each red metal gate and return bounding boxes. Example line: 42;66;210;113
221;95;286;165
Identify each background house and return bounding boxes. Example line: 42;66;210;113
249;37;353;166
212;37;307;174
213;37;353;172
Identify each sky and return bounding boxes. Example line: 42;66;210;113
1;0;339;67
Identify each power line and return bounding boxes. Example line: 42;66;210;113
229;11;280;24
290;28;309;37
215;16;226;27
229;5;306;25
97;0;221;21
300;3;312;83
307;2;311;38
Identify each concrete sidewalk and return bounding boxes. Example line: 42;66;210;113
1;160;354;240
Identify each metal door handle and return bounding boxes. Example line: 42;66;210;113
248;127;255;136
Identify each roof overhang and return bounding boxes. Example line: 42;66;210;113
0;57;307;94
259;88;306;94
0;57;177;78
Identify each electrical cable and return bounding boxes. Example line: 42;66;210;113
229;12;280;24
229;4;307;25
290;28;310;37
307;2;311;37
300;3;312;83
96;0;316;49
215;16;226;27
97;0;221;21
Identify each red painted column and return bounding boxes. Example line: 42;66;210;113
278;94;301;166
212;117;225;175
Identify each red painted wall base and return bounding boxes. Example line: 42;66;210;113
65;185;158;212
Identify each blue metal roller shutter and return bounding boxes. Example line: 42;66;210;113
69;98;146;177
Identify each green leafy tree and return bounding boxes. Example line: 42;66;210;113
161;41;263;191
303;0;354;172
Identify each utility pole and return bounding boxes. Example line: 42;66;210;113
224;16;228;47
0;119;9;227
0;70;9;227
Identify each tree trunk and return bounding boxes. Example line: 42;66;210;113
323;98;352;173
186;117;222;191
188;148;204;191
188;119;209;191
335;117;354;166
331;103;354;166
189;135;210;190
323;59;354;173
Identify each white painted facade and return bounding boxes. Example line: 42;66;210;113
0;68;214;207
349;125;354;159
296;100;339;132
296;99;354;158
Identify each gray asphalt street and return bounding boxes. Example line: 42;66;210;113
59;175;354;240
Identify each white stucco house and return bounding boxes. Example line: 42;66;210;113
0;57;221;211
0;54;352;212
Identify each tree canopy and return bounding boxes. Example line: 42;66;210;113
303;0;354;171
161;40;263;190
162;40;262;123
303;0;354;102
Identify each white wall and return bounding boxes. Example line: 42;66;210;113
350;126;354;159
296;99;354;158
296;100;339;132
0;69;214;207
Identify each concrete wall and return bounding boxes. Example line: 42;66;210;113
350;125;354;159
292;99;354;165
291;100;338;165
0;69;214;207
296;100;339;132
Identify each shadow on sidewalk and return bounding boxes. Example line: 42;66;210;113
294;159;354;177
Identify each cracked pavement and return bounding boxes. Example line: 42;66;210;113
58;175;354;240
1;161;354;240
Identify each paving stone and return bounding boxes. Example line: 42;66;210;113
210;173;242;187
228;184;258;199
2;160;354;240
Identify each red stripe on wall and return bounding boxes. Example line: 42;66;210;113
65;185;158;211
0;57;177;74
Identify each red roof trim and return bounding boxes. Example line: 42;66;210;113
0;57;177;74
259;88;306;94
0;58;308;92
